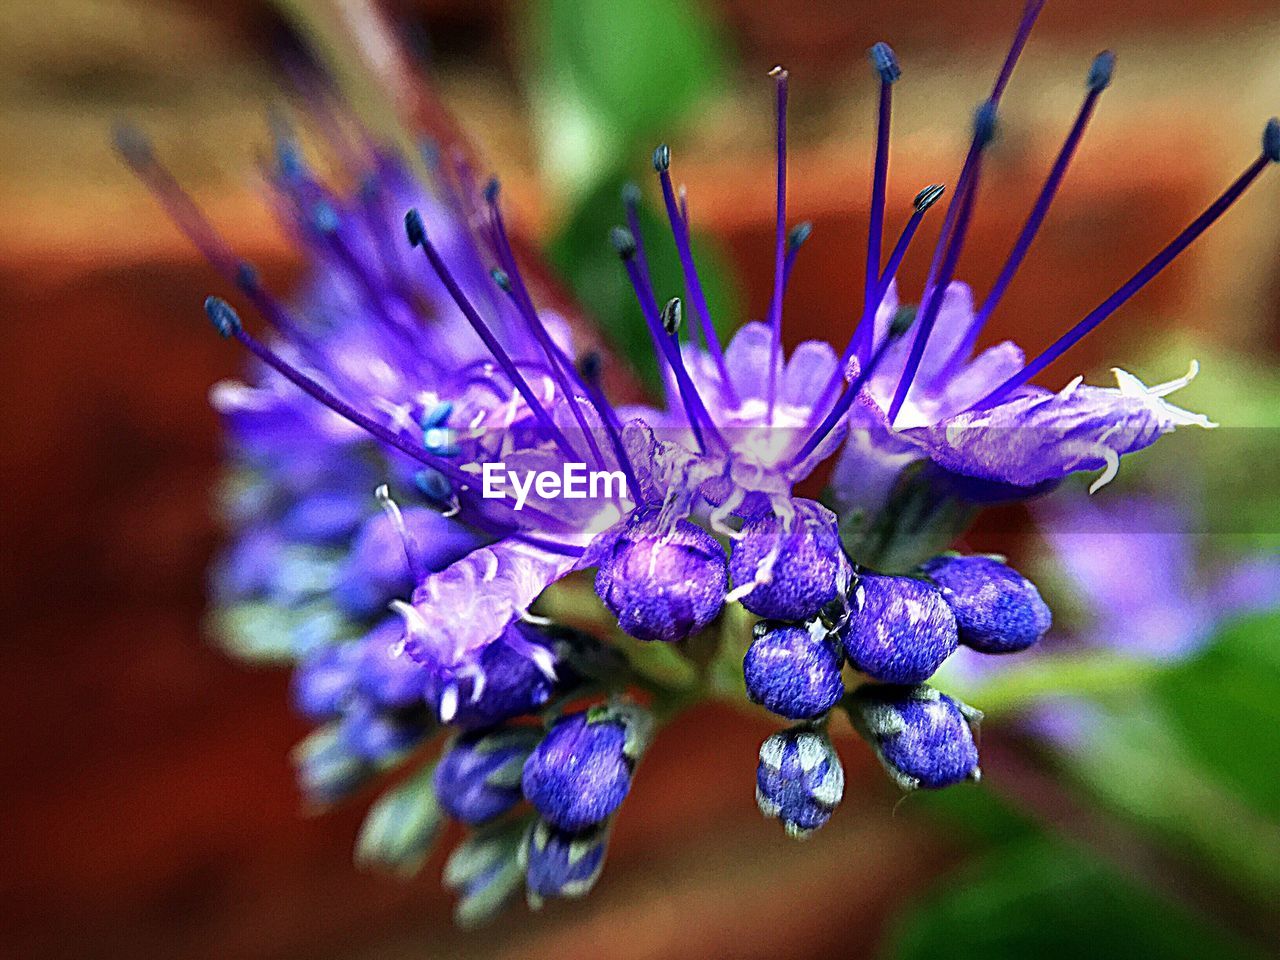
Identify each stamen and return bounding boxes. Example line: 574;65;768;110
404;209;580;460
921;0;1044;299
765;66;791;418
991;0;1049;102
375;484;426;581
484;184;608;468
859;44;899;365
621;182;653;282
971;119;1279;411
203;297;471;488
846;184;945;366
652;145;736;401
116;125;303;343
783;221;813;293
970;51;1114;338
613;231;726;452
922;99;999;296
888;103;996;423
792;309;917;464
804;185;944;440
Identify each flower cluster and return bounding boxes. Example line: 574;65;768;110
122;0;1275;926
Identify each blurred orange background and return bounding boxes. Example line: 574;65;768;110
1;1;1277;958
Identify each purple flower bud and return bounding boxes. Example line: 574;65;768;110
921;554;1051;653
521;705;651;832
729;501;850;620
353;619;428;711
434;728;541;825
743;623;845;720
521;820;609;906
594;516;727;642
755;726;844;837
292;724;372;806
423;623;559;729
842;574;958;683
291;642;359;720
850;684;981;790
338;699;431;764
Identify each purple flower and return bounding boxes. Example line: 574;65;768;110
921;554;1051;654
593;514;727;642
743;622;845;720
521;705;651;831
435;727;541;825
728;499;850;620
849;684;981;790
755;726;844;837
418;622;561;728
842;574;958;683
521;820;610;905
1037;494;1277;660
292;642;359;721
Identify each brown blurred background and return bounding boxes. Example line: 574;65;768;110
2;1;1278;958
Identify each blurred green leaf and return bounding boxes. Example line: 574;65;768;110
547;170;739;392
1151;611;1280;820
1061;704;1280;904
526;0;727;198
884;835;1268;960
939;651;1164;716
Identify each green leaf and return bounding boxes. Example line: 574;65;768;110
354;760;444;877
1151;611;1280;819
1060;704;1280;904
526;0;728;198
884;835;1269;960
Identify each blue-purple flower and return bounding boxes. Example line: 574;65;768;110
848;684;982;790
755;726;845;837
120;0;1280;927
744;621;845;720
521;704;652;832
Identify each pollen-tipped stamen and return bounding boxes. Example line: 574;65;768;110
204;297;470;487
969;51;1114;342
971;119;1280;411
855;43;900;366
652;145;736;403
765;66;791;419
614;230;726;452
483;184;608;468
888;104;996;423
405;208;580;461
783;221;812;293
